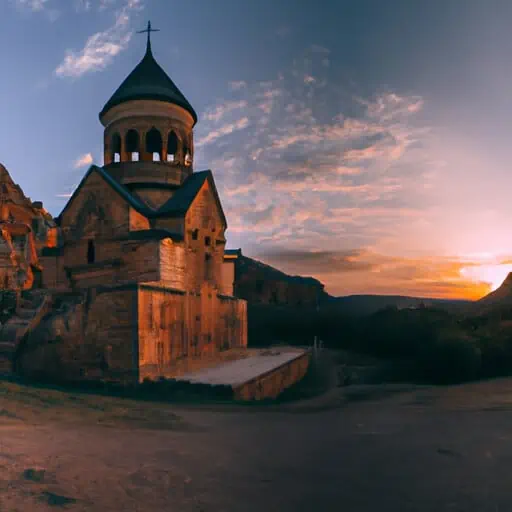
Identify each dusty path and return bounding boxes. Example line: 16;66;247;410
3;379;512;511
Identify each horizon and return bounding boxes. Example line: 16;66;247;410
2;0;511;300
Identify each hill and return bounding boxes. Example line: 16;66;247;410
324;294;471;317
476;272;512;309
233;253;329;307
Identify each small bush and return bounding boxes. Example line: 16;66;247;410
417;334;481;384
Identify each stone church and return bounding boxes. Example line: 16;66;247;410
0;31;247;383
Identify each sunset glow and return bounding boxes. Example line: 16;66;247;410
461;264;512;293
3;1;512;299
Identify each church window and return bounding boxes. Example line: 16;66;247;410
125;129;140;161
205;253;213;281
204;236;211;246
111;133;121;162
184;147;192;166
87;240;95;264
146;127;163;162
191;229;199;241
167;131;178;162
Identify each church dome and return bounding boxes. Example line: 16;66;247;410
99;37;197;124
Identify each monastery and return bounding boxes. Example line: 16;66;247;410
0;28;247;384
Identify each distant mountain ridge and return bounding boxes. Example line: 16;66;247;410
235;253;472;315
325;294;471;316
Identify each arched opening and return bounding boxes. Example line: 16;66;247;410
125;129;140;162
184;146;192;166
87;239;95;264
167;131;178;162
146;127;163;162
111;133;121;163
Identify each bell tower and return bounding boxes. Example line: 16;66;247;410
99;22;197;208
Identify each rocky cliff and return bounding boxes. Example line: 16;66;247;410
233;254;329;307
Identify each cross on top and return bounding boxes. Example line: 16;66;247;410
137;21;160;53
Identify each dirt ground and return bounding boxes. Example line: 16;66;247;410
4;377;512;511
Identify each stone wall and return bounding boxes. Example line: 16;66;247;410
138;284;247;382
18;283;247;385
220;260;235;296
233;351;310;401
17;286;138;384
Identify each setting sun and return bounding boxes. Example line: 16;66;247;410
460;263;512;292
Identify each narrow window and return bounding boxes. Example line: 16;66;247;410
167;131;178;162
191;229;199;240
87;240;95;264
184;148;192;166
125;129;140;162
146;128;163;162
204;236;211;246
112;133;121;163
205;253;212;281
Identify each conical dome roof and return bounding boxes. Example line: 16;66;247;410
99;42;197;123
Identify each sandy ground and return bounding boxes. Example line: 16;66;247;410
4;378;512;511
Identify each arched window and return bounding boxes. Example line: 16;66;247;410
125;129;140;162
146;128;163;162
111;133;121;163
87;239;95;264
167;131;178;162
184;146;192;166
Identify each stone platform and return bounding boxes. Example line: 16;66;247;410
174;348;310;401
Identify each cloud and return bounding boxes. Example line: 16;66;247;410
55;0;143;78
14;0;49;11
191;45;456;296
74;0;92;11
196;117;250;147
229;81;247;91
203;100;247;122
73;153;94;168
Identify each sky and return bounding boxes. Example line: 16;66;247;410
2;0;512;299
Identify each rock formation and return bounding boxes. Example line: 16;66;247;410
0;164;56;291
232;252;329;307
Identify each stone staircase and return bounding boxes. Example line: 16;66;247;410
0;290;52;377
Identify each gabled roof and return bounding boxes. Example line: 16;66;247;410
99;43;197;123
157;170;227;227
57;166;227;229
57;165;153;223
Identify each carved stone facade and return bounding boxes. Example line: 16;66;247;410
6;37;248;384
